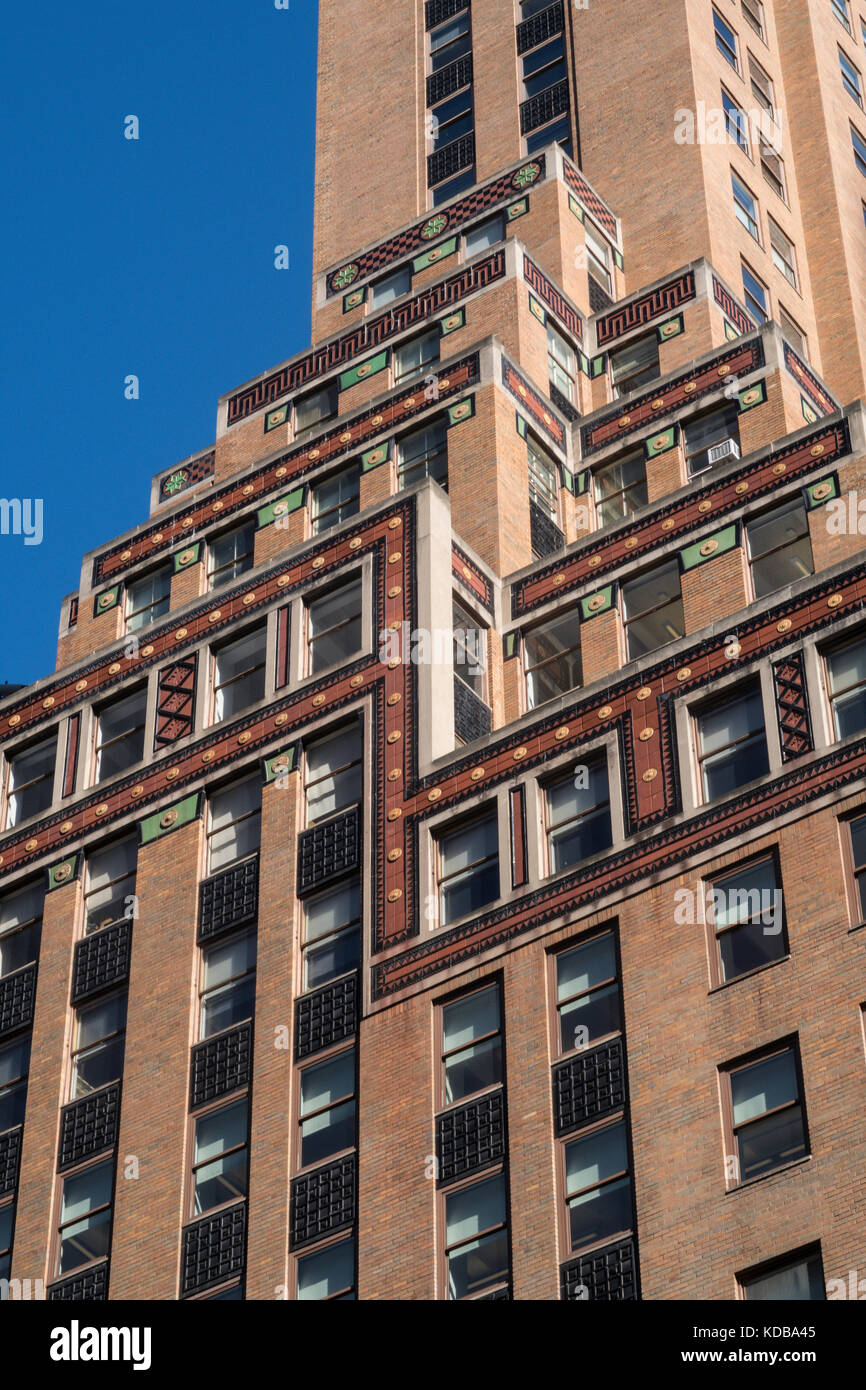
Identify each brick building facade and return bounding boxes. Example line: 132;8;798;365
2;0;865;1302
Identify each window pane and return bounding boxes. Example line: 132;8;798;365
298;1239;355;1300
304;881;361;946
97;691;146;778
201;976;256;1037
61;1161;113;1224
300;1051;354;1117
568;1174;632;1250
560;983;621;1053
0;921;41;977
444;1036;502;1103
737;1104;806;1179
6;736;56;825
72;1036;126;1097
447;1228;509;1299
214;628;266;720
301;1098;356;1167
58;1208;111;1274
371;268;411;307
312;467;361;534
557;935;616;1002
446;1172;505;1245
744;1254;825;1301
465;216;504;257
440;816;498;877
623;561;684;657
202;930;257;992
305;724;362;824
195;1100;248;1164
731;1050;798;1124
443;987;499;1051
699;687;764;756
566;1121;627;1194
524;610;582;707
0;882;44;935
394;330;440;382
208;777;261;871
306;928;361;990
77;995;127;1050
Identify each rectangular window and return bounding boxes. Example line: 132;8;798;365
295;382;338;433
453;598;487;698
445;1172;509;1299
622;559;684;659
432;167;476;207
522;34;567;98
524;609;582;708
584;220;612;292
746;495;813;598
759;139;786;199
840;46;863;103
5;734;56;827
846;811;866;922
713;9;740;68
430;11;471;71
722;88;750;152
741;1247;825;1300
311;464;361;535
436;810;499;926
393;328;440;384
370;266;412;309
749;53;774;111
200;929;257;1039
545;760;612;874
192;1099;248;1215
684;402;741;476
0;881;43;979
697;682;769;800
0;1036;31;1134
441;984;502;1104
70;993;127;1099
742;261;769;320
732;170;761;240
553;932;621;1056
95;688;147;781
547;322;577;404
768;219;798;287
832;0;852;32
297;1237;355;1300
609;334;660;398
741;0;764;38
397;420;448;489
56;1159;113;1275
207;776;262;874
208;525;255;591
303;879;362;990
708;856;785;984
563;1119;632;1254
298;1048;356;1168
213;626;267;720
526;113;572;156
725;1043;808;1182
431;88;473;152
594;451;648;527
464;214;504;258
304;721;363;827
83;837;136;935
306;577;363;674
527;437;558;518
125;568;171;634
853;123;866;175
826;631;866;738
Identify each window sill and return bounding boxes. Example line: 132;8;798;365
726;1153;812;1194
708;953;790;994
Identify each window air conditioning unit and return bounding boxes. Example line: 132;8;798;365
708;438;740;466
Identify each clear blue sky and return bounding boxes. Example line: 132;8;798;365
0;0;318;684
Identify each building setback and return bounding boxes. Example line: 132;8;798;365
2;0;866;1301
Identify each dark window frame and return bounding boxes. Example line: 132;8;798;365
721;1037;809;1188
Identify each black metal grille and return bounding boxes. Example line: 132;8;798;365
427;54;473;107
295;973;358;1061
519;81;569;135
48;1262;109;1301
428;133;475;188
517;1;564;54
589;277;614;313
454;678;492;745
530;500;565;558
70;921;132;1005
560;1236;638;1301
549;382;580;421
290;1154;356;1249
0;965;37;1039
436;1089;506;1186
297;808;360;896
190;1022;253;1110
0;1124;22;1196
425;0;468;30
181;1202;247;1297
553;1038;626;1136
198;855;259;943
57;1083;121;1171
